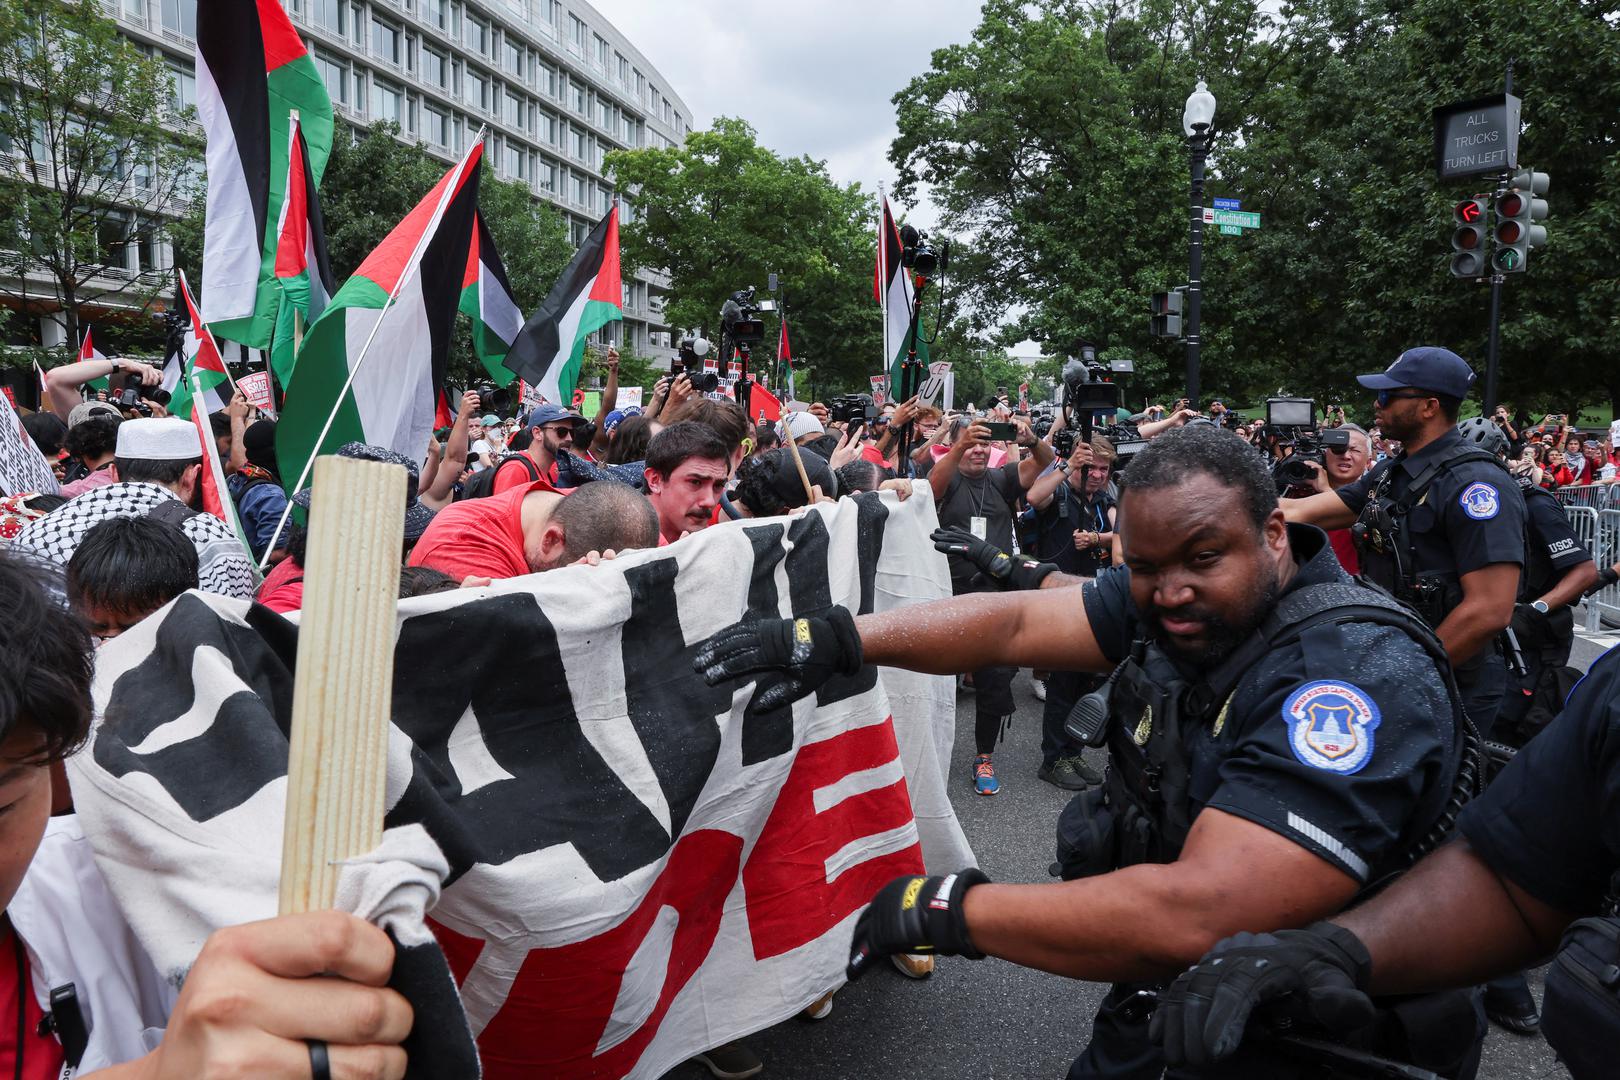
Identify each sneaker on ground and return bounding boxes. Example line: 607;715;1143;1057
891;953;934;979
801;991;835;1021
1063;753;1103;786
1032;678;1047;702
1037;757;1087;791
972;754;1000;796
693;1041;764;1079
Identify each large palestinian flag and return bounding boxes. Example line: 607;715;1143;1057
875;196;929;393
197;0;334;349
268;112;337;386
503;206;622;406
459;214;524;388
275;142;483;499
166;271;232;422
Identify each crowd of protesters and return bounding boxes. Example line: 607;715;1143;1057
1;341;1618;1080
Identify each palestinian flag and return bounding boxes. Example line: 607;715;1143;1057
186;372;254;563
197;0;334;348
77;324;110;393
458;214;523;388
275;141;484;499
167;271;233;422
503;205;622;406
269;112;336;386
777;309;795;401
875;196;929;393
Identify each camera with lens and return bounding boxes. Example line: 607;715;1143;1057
475;381;499;412
830;393;877;426
1265;397;1350;493
1053;428;1076;460
115;378;171;410
1062;345;1123;419
677;335;718;393
720;288;768;348
899;225;948;278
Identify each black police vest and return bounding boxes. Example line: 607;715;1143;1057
1350;445;1502;627
1101;580;1483;874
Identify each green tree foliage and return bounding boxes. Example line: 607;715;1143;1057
0;0;197;351
893;0;1620;416
606;118;883;394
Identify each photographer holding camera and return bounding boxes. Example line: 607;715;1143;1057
42;355;167;424
1294;422;1372;574
930;414;1052;797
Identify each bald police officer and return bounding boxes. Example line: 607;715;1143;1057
695;426;1481;1078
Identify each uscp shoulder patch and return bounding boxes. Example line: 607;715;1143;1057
1281;681;1381;774
1459;482;1500;520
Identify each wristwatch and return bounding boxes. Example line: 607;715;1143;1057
1531;600;1550;614
108;358;122;373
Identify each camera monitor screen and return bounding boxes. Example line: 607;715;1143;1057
1266;397;1315;427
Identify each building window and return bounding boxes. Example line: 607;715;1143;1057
504;142;525;180
596;100;609;130
424;104;449;148
634;69;645;97
370;78;402;124
617;54;629;85
535;159;556;193
161;0;197;37
536;110;556;145
166;59;196;112
464;14;489;56
536;62;556;98
313;51;348;105
569;15;585;53
422;46;446;88
621;114;635;145
503;90;523;129
573;127;587;161
573;175;586;205
571;82;586;115
370;16;400;64
502;39;522;77
421;0;446;29
311;0;344;34
463;68;487;111
594;34;608;70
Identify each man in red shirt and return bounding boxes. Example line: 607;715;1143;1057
1302;422;1372;574
642;423;732;545
409;479;659;581
490;403;589;494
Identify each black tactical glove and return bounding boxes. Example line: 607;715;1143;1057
930;526;1055;591
846;869;990;980
1150;922;1376;1068
693;607;864;711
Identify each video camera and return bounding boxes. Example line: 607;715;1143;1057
677;336;718;393
1265;397;1350;492
720;288;769;348
899;225;947;278
830;393;877;427
114;376;171;411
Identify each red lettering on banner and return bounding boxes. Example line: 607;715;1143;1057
743;718;923;960
456;828;742;1079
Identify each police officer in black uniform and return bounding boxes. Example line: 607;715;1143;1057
1149;643;1620;1080
693;425;1480;1079
1282;348;1527;738
1452;418;1599;744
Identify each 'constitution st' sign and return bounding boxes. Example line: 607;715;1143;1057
1433;94;1521;180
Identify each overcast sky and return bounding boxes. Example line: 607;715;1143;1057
589;0;985;229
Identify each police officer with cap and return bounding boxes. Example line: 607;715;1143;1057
1149;644;1620;1080
692;425;1482;1078
1283;347;1526;738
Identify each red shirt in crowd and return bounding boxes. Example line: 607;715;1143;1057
0;924;67;1080
256;556;306;614
409;479;556;581
491;453;558;495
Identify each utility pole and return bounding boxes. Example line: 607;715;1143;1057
1483;59;1514;414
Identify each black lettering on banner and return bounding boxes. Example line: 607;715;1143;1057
737;523;797;765
95;593;297;822
788;494;889;709
387;592;671;885
620;557;735;838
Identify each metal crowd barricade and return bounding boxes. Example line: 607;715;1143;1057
1552;483;1618;511
1592;509;1620;631
1563;506;1604;633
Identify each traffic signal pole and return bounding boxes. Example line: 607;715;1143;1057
1483;61;1514;414
1186;129;1208;405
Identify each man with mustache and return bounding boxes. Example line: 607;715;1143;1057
694;424;1477;1078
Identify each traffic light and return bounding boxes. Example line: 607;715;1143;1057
1150;288;1185;338
1450;197;1488;278
1492;171;1549;274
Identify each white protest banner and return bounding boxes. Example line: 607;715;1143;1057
237;371;276;416
1018;382;1030;411
616;386;642;410
519;379;546;410
75;488;969;1080
869;374;890;409
918;361;952;409
0;387;59;496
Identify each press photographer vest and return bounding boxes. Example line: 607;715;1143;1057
1349;444;1502;627
1101;579;1482;876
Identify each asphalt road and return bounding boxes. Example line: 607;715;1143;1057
663;620;1620;1080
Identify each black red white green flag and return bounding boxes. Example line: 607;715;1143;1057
269;112;336;385
458;214;524;387
777;310;795;401
166;271;233;422
874;197;929;390
77;324;109;393
197;0;333;348
275;140;484;499
503;206;622;405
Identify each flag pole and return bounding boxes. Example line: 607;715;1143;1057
878;185;888;378
258;129;487;572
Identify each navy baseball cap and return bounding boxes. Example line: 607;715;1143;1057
528;403;587;429
1356;347;1476;400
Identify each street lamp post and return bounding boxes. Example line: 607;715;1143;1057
1182;80;1216;406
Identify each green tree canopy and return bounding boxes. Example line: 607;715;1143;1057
606;118;883;395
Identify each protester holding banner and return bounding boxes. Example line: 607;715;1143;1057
12;418;255;600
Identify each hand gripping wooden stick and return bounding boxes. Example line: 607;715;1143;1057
279;455;407;915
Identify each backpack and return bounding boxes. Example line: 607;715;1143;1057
457;454;541;501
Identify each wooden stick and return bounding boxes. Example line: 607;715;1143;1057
781;421;816;503
278;455;407;915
